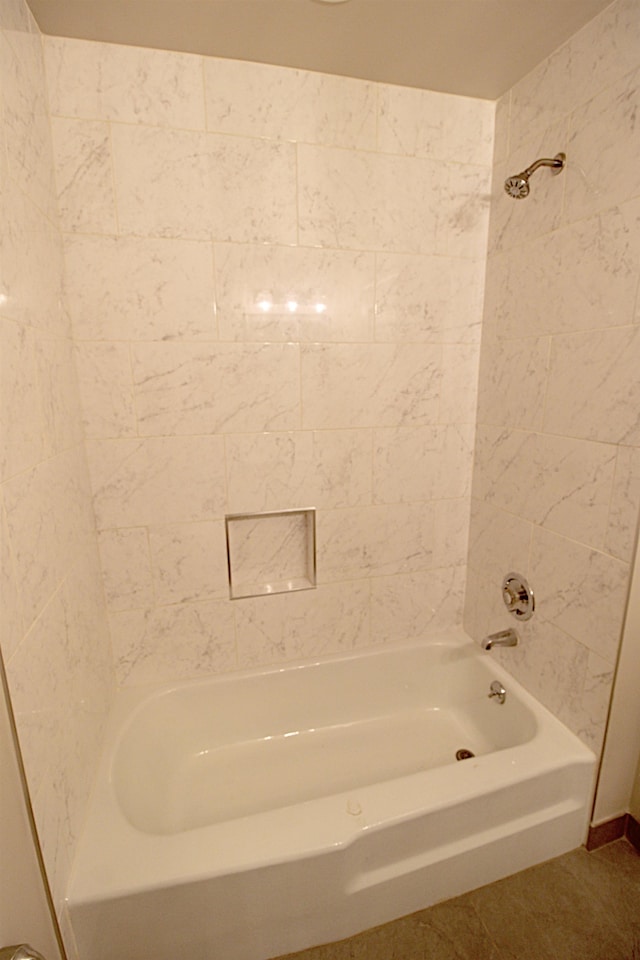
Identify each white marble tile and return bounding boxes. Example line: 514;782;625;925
440;163;492;259
493;92;510;165
530;526;629;663
37;337;84;457
0;30;57;217
64;235;217;341
491;200;640;341
97;528;154;612
5;588;80;903
377;85;494;167
1;182;66;335
45;37;206;129
0;492;24;662
0;318;46;481
6;589;73;806
473;427;617;550
148;520;229;604
370;567;464;646
495;615;590;726
86;436;227;529
374;253;484;344
214;243;375;342
233;594;288;670
111;124;298;243
225;429;372;512
568;0;640;104
476;335;550;430
206;132;299;244
557;648;615;754
110;600;236;685
442;96;494;169
463;568;500;646
467;499;533;588
41;451;92;585
111;125;210;239
565;66;640;223
284;580;371;658
508;40;579;151
471;426;533;514
373;424;474;504
298;144;442;253
2;459;63;629
3;618;53;816
544;327;640;445
62;546;115;713
525;435;617;548
204;57;377;149
439;343;480;424
51;117;117;235
52;448;98;573
73;342;136;439
301;342;441;429
131;342;300;435
605;445;640;562
507;0;640;162
508;0;639;162
377;85;446;159
317;503;435;583
235;580;370;668
433;497;471;569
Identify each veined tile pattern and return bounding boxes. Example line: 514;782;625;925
465;0;640;754
47;33;493;687
0;0;115;927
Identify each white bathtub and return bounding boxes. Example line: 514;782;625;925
67;628;596;960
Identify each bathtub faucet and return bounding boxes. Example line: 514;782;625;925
481;628;518;651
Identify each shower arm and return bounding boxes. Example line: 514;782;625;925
521;155;565;177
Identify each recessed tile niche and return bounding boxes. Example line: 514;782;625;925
225;508;317;599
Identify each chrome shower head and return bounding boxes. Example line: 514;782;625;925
504;152;566;200
504;174;530;199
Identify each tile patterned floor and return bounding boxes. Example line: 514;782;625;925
279;840;640;960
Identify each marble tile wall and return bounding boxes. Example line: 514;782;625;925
465;0;640;754
0;0;115;935
44;35;494;686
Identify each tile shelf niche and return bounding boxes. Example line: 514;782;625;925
225;508;317;600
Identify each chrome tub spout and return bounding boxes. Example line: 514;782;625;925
481;628;518;651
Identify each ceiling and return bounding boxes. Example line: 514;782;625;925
26;0;613;100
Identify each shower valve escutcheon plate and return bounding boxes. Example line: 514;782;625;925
502;572;534;620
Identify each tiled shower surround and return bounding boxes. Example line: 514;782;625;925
45;36;493;683
0;0;114;929
464;0;640;755
0;0;639;942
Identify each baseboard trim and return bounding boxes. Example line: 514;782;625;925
586;815;628;851
627;815;640;853
587;814;640;853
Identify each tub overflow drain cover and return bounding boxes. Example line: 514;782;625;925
456;748;475;761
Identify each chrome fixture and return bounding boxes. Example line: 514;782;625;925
481;628;518;651
0;947;48;960
504;152;566;199
502;572;535;620
488;680;507;704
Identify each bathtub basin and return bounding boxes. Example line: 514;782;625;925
67;628;596;960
